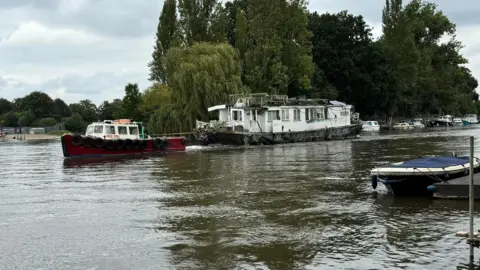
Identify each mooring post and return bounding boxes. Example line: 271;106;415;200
469;136;474;261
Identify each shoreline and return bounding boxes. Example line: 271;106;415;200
1;134;60;141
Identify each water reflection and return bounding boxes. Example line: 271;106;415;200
2;127;480;268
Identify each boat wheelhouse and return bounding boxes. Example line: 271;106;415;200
85;119;149;140
194;93;362;146
60;119;186;158
428;115;453;127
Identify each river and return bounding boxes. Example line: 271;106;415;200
2;127;480;269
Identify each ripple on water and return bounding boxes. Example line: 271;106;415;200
3;130;480;269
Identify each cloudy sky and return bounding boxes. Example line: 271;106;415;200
0;0;478;105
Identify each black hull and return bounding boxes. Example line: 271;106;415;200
427;120;453;127
375;170;476;197
199;124;362;146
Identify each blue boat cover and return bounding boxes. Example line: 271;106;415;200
382;156;470;168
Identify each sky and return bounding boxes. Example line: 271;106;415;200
0;0;478;105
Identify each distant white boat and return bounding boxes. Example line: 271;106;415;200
453;117;463;127
462;114;478;125
392;122;414;130
412;118;425;129
362;120;380;132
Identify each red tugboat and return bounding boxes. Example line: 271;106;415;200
61;119;186;158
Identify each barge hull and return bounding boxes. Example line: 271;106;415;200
201;124;361;146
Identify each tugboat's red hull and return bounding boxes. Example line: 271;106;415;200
61;134;186;158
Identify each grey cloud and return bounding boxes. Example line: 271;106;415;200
10;0;161;38
0;76;6;87
0;0;59;9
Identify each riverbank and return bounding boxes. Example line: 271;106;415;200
2;134;60;141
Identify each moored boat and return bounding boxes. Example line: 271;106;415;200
412;118;425;128
370;156;480;196
391;121;414;130
362;120;380;132
462;114;478;125
193;93;362;146
427;115;453;127
61;119;186;158
453;117;463;127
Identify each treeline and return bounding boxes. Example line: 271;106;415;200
1;0;478;134
0;84;146;133
145;0;479;131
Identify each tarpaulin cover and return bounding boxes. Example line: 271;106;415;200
382;156;470;168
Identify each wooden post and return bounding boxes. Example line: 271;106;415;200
469;136;474;261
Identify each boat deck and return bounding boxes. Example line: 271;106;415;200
430;173;480;200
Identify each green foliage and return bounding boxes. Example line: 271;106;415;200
148;0;178;83
32;117;57;127
18;110;36;126
53;98;71;119
16;91;55;118
63;113;87;133
244;0;314;95
98;99;124;120
0;98;14;114
47;130;71;136
165;42;245;128
177;0;227;46
122;83;143;120
69;99;98;123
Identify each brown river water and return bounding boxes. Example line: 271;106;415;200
2;127;480;269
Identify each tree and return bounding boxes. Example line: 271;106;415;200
145;84;190;134
244;0;314;95
16;91;55;118
98;99;124;120
308;11;397;118
18;110;36;126
165;42;245;128
69;100;98;123
224;0;248;47
148;0;178;83
177;0;227;45
53;98;71;119
63;113;87;133
0;98;14;114
122;83;143;120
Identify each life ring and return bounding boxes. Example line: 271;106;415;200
114;139;125;150
139;140;148;149
83;136;94;148
124;139;133;149
104;139;115;150
71;134;83;146
94;137;105;148
132;139;140;149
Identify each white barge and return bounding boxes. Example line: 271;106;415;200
194;93;362;146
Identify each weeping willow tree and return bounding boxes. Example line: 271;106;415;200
142;84;189;134
165;42;246;129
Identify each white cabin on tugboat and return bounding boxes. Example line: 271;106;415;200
195;93;362;145
85;119;150;140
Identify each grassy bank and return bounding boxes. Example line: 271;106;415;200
47;130;71;136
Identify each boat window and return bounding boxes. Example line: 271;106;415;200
294;109;301;121
315;108;325;120
86;126;94;135
340;110;349;117
105;125;115;134
233;111;243;121
281;109;290;121
267;110;280;121
129;126;139;135
118;126;127;135
94;125;104;133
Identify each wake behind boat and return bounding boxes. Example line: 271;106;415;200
194;93;362;146
370;156;480;196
